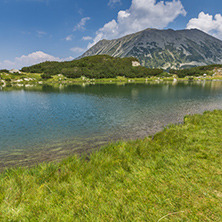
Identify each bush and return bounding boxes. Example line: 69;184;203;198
5;78;11;82
41;74;52;79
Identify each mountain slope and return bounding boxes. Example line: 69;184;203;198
80;28;222;69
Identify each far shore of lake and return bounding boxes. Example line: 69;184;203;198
1;71;222;89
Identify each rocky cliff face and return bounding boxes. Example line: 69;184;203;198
79;28;222;69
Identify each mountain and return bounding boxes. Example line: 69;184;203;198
79;28;222;69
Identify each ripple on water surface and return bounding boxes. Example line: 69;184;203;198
1;81;222;169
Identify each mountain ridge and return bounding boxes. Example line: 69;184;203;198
79;28;222;69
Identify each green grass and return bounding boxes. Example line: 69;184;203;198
1;71;222;88
0;110;222;221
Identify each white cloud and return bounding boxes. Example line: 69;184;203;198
37;31;47;37
82;36;93;41
70;47;86;53
78;8;83;15
74;17;91;31
186;12;222;39
0;51;74;70
108;0;121;7
0;60;15;70
88;0;186;48
65;35;74;41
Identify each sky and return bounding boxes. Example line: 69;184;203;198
1;0;222;69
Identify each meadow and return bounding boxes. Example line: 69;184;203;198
0;110;221;221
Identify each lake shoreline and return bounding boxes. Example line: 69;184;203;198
1;73;222;88
0;110;221;220
1;81;222;171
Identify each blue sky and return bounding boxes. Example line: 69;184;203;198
1;0;222;69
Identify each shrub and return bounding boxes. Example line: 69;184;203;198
41;74;52;79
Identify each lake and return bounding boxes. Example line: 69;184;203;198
1;81;222;169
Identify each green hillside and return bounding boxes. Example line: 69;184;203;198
21;55;164;79
170;64;222;78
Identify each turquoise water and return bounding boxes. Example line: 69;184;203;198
1;81;222;168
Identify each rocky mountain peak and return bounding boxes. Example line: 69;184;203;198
79;28;222;69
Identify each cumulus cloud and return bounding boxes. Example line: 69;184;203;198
70;47;86;53
88;0;186;48
0;51;74;70
186;12;222;39
74;17;91;31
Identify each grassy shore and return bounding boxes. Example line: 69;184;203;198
1;71;222;87
0;110;222;221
